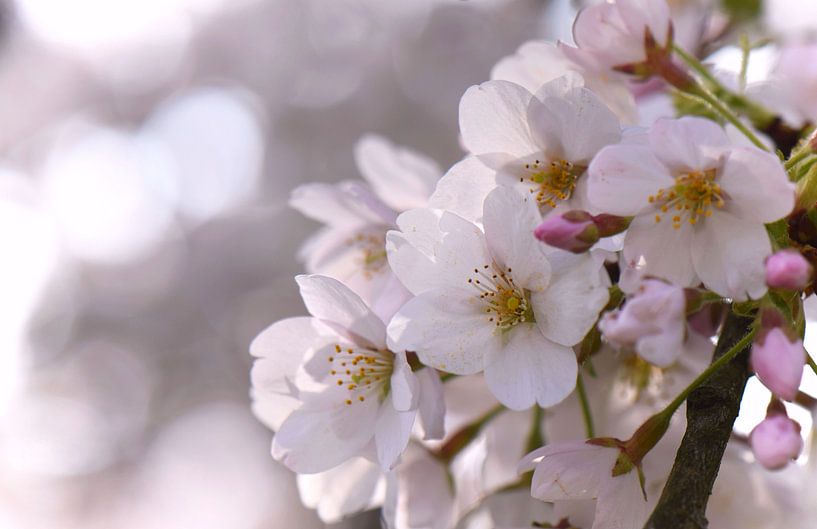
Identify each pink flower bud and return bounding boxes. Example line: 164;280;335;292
749;413;803;470
750;327;805;401
765;249;812;290
534;211;599;253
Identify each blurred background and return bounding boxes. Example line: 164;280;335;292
0;0;561;527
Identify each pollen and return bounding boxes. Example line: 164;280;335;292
468;264;534;331
521;158;583;208
649;168;724;229
346;231;388;278
331;344;394;406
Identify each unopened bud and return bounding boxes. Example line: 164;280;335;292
534;211;599;253
750;326;805;401
749;411;803;470
592;213;631;237
765;249;812;290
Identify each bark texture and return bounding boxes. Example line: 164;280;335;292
642;311;753;529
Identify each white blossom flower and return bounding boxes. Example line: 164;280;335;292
290;134;441;305
457;75;622;214
386;187;609;409
588;116;795;300
250;274;444;473
519;441;649;529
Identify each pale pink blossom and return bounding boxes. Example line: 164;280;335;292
588;116;795;300
387;187;610;409
519;441;649;529
449;75;622;217
599;279;688;367
561;0;672;74
250;274;444;473
750;327;805;401
290;135;440;305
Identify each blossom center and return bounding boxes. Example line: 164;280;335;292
649;168;725;229
348;230;388;278
328;344;393;406
468;264;534;331
521;159;583;208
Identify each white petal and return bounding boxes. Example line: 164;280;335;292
386;209;491;295
389;447;456;529
718;147;795;223
289;181;393;227
623;214;698;287
368;272;413;324
636;321;686;368
416;367;446;440
386;208;445;295
387;288;500;375
355;134;441;211
272;394;380;473
529;85;621;164
524;442;618;500
374;395;416;470
648;117;729;174
532;252;610;346
428;156;497;224
618;0;672;46
482;186;552;291
296;274;387;348
587;144;671;216
459;80;537;160
390;351;419;412
691;211;771;300
491;40;574;94
593;469;649;529
297;458;386;523
250;317;335;430
298;225;357;274
484;324;577;409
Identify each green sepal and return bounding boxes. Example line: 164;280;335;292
611;451;635;477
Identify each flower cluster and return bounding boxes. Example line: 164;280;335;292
251;0;817;527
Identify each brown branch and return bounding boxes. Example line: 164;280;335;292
642;311;753;529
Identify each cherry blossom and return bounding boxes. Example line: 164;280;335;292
561;0;672;75
453;74;622;215
250;274;443;473
290;134;440;304
387;187;609;409
588;116;795;300
519;441;649;529
598;279;689;367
